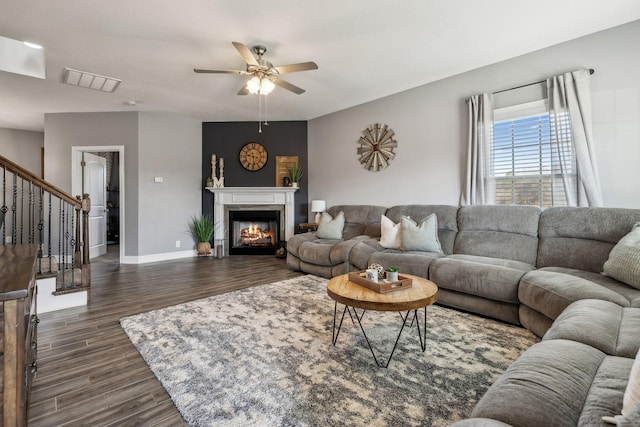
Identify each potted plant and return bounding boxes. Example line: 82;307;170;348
190;214;214;255
385;265;399;281
206;177;213;187
287;163;304;188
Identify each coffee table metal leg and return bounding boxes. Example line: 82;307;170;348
353;309;413;368
413;306;428;352
332;302;349;345
334;304;429;367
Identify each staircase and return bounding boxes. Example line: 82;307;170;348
1;154;91;311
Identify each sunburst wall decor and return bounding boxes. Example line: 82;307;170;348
356;123;397;172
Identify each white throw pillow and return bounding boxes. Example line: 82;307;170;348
603;223;640;289
602;349;640;425
316;211;345;239
379;215;401;249
624;349;640;416
399;214;443;253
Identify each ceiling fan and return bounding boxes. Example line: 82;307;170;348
194;42;318;95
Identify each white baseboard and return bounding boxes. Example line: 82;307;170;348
37;277;88;313
122;249;198;264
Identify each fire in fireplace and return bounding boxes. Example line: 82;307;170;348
239;223;275;247
229;210;280;255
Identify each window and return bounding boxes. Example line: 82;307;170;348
492;100;576;208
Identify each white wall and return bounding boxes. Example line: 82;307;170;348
44;112;140;256
0;127;43;175
308;20;640;209
137;113;201;255
44;112;202;259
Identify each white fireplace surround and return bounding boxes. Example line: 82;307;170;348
206;187;299;256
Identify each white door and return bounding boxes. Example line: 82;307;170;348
84;152;107;258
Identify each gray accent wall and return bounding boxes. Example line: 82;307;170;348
202;121;308;227
0;127;43;176
308;20;640;209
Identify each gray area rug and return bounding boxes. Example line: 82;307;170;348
120;275;537;426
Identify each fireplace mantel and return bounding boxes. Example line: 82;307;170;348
206;187;299;255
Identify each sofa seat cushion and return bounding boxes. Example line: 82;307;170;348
519;268;639;321
535;267;640;307
430;255;534;304
297;236;369;267
368;249;445;279
471;339;632;427
543;299;640;358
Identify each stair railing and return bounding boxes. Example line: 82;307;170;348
0;154;91;292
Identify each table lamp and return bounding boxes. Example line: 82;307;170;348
310;200;326;223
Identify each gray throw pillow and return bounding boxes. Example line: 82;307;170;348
316;211;344;239
603;223;640;289
399;214;443;253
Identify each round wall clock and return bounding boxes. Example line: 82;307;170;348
356;123;397;172
239;142;268;171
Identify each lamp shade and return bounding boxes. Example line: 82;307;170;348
260;78;275;94
311;200;326;213
247;76;260;94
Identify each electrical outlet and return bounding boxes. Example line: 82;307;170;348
5;236;11;243
175;240;180;248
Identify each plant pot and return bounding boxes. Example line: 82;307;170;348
197;242;211;255
386;271;399;281
292;182;299;188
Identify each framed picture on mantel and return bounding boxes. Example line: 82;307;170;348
275;156;298;187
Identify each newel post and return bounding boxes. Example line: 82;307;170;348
74;196;82;268
81;193;91;290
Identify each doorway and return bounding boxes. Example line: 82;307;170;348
72;146;125;264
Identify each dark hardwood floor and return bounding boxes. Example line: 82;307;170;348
29;255;303;426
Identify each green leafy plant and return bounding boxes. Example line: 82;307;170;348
386;265;399;272
287;163;304;183
190;214;214;243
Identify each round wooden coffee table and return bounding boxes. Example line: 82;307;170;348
327;273;438;368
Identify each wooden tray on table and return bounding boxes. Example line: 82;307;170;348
348;271;413;294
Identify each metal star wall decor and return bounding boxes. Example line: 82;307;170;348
356;123;397;172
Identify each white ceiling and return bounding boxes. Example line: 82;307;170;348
1;1;639;132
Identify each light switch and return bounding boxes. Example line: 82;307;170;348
154;177;164;183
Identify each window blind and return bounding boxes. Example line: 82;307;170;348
492;102;575;208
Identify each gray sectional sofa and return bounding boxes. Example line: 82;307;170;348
286;203;640;426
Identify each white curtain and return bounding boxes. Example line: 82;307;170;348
548;69;603;207
463;93;494;205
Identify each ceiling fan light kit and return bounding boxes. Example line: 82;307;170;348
247;75;274;95
194;41;318;132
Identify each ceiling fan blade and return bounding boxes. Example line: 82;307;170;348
274;62;318;74
273;78;305;94
232;41;259;66
237;86;249;95
194;68;247;75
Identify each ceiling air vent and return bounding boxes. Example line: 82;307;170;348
62;67;122;93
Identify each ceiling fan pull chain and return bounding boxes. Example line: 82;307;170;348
264;94;269;126
258;93;262;133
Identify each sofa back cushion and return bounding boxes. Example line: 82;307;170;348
384;205;458;254
537;207;640;273
455;205;541;265
326;205;387;240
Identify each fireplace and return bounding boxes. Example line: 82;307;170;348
229;210;280;255
207;187;298;257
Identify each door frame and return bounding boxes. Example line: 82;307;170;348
72;145;125;263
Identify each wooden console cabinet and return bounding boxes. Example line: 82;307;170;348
0;245;38;426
